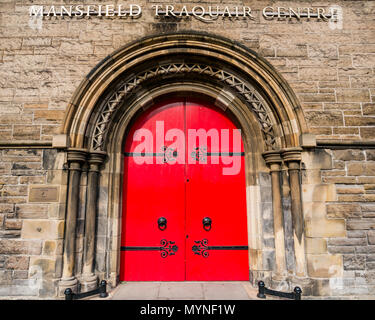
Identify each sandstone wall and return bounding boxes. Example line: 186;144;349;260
0;0;374;298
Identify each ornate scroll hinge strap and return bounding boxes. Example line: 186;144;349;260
192;239;248;258
121;239;178;258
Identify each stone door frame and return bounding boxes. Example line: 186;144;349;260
57;31;310;294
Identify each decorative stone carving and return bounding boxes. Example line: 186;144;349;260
91;63;276;152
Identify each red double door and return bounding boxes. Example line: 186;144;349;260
120;99;249;281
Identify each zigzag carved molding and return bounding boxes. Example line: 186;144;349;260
91;63;276;151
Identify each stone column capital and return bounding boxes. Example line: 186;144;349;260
281;147;303;163
88;151;107;173
262;150;282;165
88;151;107;165
67;148;88;164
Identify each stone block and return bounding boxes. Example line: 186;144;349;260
365;150;375;161
33;110;65;124
333;149;365;161
368;231;375;245
322;176;356;184
335;185;364;194
302;184;336;202
336;89;371;103
13;125;41;140
304;202;346;238
347;219;375;230
22;37;52;47
346;117;375;126
2;185;28;197
4;219;22;230
357;177;375;184
332;127;359;136
15;204;49;219
343;255;366;270
0;240;42;255
301;93;336;103
300;133;316;147
328;246;355;254
362;103;375;116
361;128;375;139
21;220;64;240
19;176;46;184
307;254;343;278
5;256;30;270
347;162;375;176
328;237;367;246
301;149;332;170
42;240;63;256
29;257;57;279
305;237;327;254
0;204;14;213
23;103;49;109
52;134;68;148
326;203;361;219
299;67;337;81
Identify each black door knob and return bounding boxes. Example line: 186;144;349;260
158;217;167;231
202;217;212;231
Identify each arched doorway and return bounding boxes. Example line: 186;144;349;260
58;32;310;295
120;98;249;281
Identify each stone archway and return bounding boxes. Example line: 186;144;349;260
58;32;309;294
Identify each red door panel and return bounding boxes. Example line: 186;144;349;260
185;102;249;280
120;99;249;281
120;101;186;281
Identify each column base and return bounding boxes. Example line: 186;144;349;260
80;274;98;292
58;277;78;297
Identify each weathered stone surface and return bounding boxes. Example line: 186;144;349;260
21;220;64;240
305;111;343;126
336;89;371;103
0;0;374;300
5;256;29;270
347;163;375;176
4;219;22;230
333;150;365;161
305;238;327;254
361;128;375;139
366;150;375;161
343;255;366;270
0;240;42;255
368;231;375;245
307;254;343;278
347;219;375;230
328;238;367;246
15;204;48;219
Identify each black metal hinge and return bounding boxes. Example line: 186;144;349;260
121;239;178;258
192;239;248;257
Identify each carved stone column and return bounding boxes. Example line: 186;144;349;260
263;150;286;277
282;147;306;277
59;148;87;293
81;151;107;292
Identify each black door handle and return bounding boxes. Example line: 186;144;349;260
158;217;167;231
202;217;212;231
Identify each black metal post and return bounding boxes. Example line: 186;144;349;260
257;281;266;299
294;287;302;300
99;280;109;298
64;288;74;300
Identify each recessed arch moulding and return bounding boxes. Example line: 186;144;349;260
57;32;323;296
